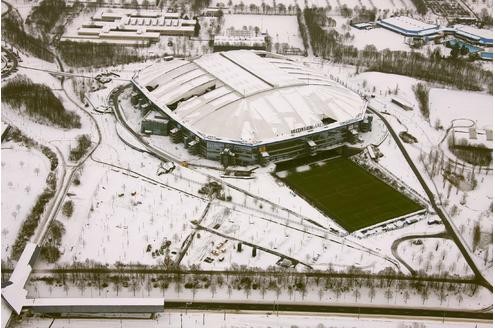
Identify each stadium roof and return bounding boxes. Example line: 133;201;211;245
133;50;366;145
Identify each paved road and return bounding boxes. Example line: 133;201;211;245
164;301;493;320
390;232;449;276
33;55;103;244
368;103;492;292
110;85;401;270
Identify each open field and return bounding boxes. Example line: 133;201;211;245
279;157;423;232
1;141;51;262
222;14;304;49
56;163;208;266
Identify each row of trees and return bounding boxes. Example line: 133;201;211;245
2;76;81;129
364;48;491;91
410;0;427;15
192;0;211;13
58;41;147;67
448;137;493;167
301;8;492;91
7;128;60;261
1;16;54;62
41;220;66;262
69;135;92;161
229;2;297;15
33;263;481;304
296;8;309;54
412;82;430;120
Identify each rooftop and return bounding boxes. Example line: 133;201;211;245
454;24;493;41
379;16;438;33
133;51;366;145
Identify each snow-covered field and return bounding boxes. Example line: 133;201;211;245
429;88;493;129
347;27;413;51
183;202;398;272
397;237;473;276
223;14;304;49
11;312;492;328
54;161;208;266
212;0;414;10
333;69;493;276
1;141;50;262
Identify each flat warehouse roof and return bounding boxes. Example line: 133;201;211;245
379;16;438;33
133;50;366;145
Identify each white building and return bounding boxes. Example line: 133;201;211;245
132;50;367;165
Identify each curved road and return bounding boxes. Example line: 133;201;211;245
368;103;492;292
391;232;450;276
33;55;103;244
111;85;402;271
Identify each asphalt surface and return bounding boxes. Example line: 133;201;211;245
164;301;493;320
368;103;493;292
390;232;449;276
110;85;402;271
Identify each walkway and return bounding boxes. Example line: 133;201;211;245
368;101;492;292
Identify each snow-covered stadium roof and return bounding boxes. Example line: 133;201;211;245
133;50;366;145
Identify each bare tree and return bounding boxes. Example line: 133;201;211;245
368;286;376;302
210;282;217;298
353;289;361;302
385;288;393;303
403;290;410;304
421;288;429;304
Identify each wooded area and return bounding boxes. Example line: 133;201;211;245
302;8;492;91
2;76;81;129
59;41;146;67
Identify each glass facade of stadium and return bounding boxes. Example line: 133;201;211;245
132;84;362;166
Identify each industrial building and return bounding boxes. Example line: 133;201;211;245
377;16;493;47
131;50;367;166
61;9;196;44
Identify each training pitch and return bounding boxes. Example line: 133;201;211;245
280;157;423;232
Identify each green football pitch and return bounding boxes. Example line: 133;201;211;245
280;157;423;232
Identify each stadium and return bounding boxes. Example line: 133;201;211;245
131;50;367;166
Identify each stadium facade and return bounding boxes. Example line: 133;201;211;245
131;50;367;166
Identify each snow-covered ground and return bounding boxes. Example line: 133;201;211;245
397;237;473;276
429;88;493;129
5;0;39;22
25;266;492;309
329;69;493;277
1;141;51;262
54;163;208;266
222;14;304;49
212;0;414;11
1;7;493;326
11;312;492;328
183;202;397;272
346;26;413;51
465;0;493;15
